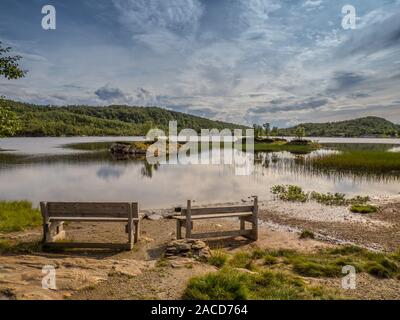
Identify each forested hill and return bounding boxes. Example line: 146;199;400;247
279;116;400;137
5;100;248;137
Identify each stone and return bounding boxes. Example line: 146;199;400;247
147;214;163;221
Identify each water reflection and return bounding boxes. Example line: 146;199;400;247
0;138;399;208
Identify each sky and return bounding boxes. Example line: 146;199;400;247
0;0;400;127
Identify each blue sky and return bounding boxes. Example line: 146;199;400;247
1;0;400;127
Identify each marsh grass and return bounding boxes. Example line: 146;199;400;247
253;141;320;154
0;201;42;232
309;151;400;173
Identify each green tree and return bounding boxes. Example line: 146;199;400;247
271;126;278;137
0;100;20;137
263;122;270;137
295;126;306;140
0;42;25;139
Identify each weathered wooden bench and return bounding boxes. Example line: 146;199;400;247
172;197;258;241
40;202;140;250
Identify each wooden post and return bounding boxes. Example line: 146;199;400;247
133;202;139;243
40;202;49;243
240;217;245;231
251;196;259;241
127;203;134;249
186;200;192;238
176;220;182;239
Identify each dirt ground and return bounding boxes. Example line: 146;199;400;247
260;201;400;251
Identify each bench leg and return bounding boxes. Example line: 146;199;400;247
134;220;140;243
176;220;182;239
240;217;245;231
44;222;66;243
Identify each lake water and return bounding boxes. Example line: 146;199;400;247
0;137;399;209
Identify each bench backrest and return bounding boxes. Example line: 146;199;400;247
180;205;254;216
41;202;138;218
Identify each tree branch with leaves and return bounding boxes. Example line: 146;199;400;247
0;42;26;139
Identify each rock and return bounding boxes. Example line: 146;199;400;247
0;255;151;300
164;239;211;260
191;240;206;250
146;214;163;221
110;143;133;155
169;258;194;268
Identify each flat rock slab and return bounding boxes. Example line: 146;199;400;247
0;255;152;300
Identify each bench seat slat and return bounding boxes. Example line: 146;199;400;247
48;217;138;222
43;242;131;249
182;205;253;215
190;230;252;239
172;212;252;220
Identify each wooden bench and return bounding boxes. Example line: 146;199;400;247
172;197;258;241
40;202;140;250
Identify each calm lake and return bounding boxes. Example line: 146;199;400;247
1;137;399;209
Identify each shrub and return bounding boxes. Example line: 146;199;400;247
350;204;378;214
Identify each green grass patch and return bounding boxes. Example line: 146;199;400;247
0;201;42;232
271;245;400;279
271;185;370;206
309;151;400;173
350;204;378;214
0;239;42;254
183;267;338;300
253;141;320;154
229;252;254;270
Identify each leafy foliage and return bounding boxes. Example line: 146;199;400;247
4;99;247;137
0;42;26;80
0;100;20;137
279;116;400;137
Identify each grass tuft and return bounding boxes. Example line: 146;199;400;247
208;250;229;268
350;204;378;214
0;201;42;232
299;230;315;240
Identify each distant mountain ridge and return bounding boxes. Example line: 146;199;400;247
4;99;248;137
279;116;400;137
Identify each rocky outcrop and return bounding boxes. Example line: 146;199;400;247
164;239;211;260
0;255;153;300
110;143;147;155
